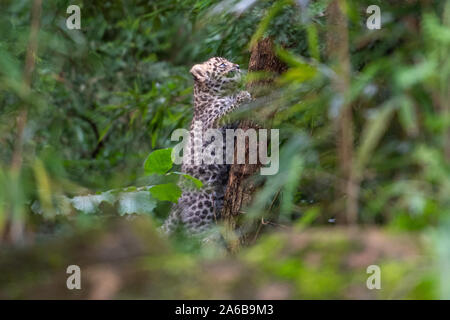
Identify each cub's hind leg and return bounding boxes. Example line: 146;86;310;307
161;204;181;235
179;190;216;235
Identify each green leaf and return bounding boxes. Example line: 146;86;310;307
144;148;173;175
98;123;112;143
276;47;317;83
355;100;396;177
398;96;418;136
276;46;308;67
168;172;203;188
149;183;182;203
280;65;317;84
249;0;291;49
280;154;303;217
294;207;319;231
118;191;157;215
71;192;115;214
395;60;436;89
306;24;320;61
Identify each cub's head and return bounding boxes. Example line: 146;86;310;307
190;57;241;93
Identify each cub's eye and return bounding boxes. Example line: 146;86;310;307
219;63;227;68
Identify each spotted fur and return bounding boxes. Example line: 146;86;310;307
162;57;251;235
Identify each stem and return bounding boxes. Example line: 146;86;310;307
8;0;42;245
11;0;43;171
326;0;357;224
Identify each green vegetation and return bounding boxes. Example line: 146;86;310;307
0;0;449;299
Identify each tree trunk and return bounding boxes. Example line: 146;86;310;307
326;0;357;225
222;38;286;252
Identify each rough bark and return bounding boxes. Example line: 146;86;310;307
222;38;287;252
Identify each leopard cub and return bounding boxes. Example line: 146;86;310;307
162;57;251;235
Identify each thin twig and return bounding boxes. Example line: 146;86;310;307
11;0;43;171
8;0;42;245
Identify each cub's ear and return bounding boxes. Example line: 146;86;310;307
190;64;207;82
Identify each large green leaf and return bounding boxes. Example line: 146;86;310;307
42;189;157;216
144;148;173;175
149;183;182;203
117;191;157;216
71;192;115;214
